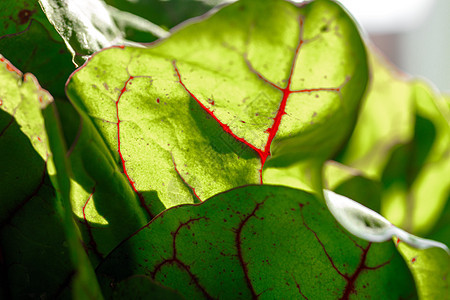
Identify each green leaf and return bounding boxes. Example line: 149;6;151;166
109;275;184;299
426;192;450;246
67;0;368;215
0;0;59;38
97;185;416;299
397;240;450;299
43;98;105;300
62;98;151;264
0;55;102;299
337;49;414;178
38;0;165;66
0;19;74;98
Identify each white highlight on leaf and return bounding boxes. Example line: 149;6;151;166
324;190;449;254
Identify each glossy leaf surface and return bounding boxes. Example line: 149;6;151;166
67;0;368;216
97;185;416;299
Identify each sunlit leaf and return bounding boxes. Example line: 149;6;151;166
67;0;368;217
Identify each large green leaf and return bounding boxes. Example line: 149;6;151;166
97;185;416;299
107;275;184;299
66;0;368;216
0;56;102;298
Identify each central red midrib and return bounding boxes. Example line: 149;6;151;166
173;62;264;162
260;21;304;165
116;77;153;218
173;17;343;186
173;18;307;183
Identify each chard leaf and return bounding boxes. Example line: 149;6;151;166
0;56;102;298
0;0;58;37
62;97;151;264
67;0;368;215
108;275;183;299
97;185;416;299
0;0;74;97
396;240;450;299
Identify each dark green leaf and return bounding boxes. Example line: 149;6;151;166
109;275;184;299
0;55;102;299
97;185;416;299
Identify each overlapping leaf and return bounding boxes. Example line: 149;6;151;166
0;56;102;299
97;185;416;299
67;0;368;217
